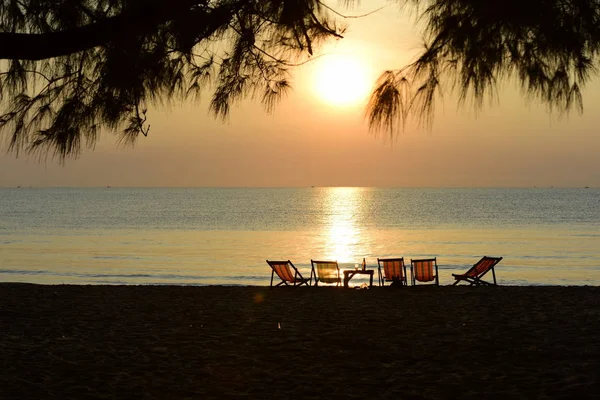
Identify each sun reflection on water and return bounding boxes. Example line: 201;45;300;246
321;187;365;263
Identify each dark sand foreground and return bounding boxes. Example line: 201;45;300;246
1;284;599;399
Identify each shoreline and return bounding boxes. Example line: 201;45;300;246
1;284;599;399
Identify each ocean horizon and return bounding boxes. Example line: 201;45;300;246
1;187;599;286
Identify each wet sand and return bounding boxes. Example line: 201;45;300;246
1;284;599;399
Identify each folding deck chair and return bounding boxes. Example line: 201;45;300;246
310;260;341;286
267;260;311;287
410;257;440;286
377;257;408;286
452;256;503;286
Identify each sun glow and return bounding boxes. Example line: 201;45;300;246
312;54;372;107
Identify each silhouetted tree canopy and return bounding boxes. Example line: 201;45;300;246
1;0;599;160
368;0;600;134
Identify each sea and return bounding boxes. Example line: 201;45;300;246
1;187;599;286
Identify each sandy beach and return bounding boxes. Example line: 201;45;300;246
0;284;598;399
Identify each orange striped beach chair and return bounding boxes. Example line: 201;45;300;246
410;257;439;286
377;257;408;286
267;260;311;287
310;260;341;286
452;256;503;286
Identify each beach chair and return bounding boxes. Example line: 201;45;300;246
267;260;311;287
452;256;503;286
310;260;341;286
377;257;408;286
410;258;439;286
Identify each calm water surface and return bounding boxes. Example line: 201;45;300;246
1;187;599;286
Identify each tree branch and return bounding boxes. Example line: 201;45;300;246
0;0;202;60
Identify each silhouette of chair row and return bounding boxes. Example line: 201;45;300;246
377;257;439;287
378;256;503;287
266;259;341;287
267;256;502;288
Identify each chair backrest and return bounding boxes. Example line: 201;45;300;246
266;260;297;283
411;258;437;282
464;256;503;278
311;260;340;284
378;258;406;281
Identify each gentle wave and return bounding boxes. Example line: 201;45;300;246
1;187;599;286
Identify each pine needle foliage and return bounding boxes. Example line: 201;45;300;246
0;0;342;160
368;0;600;135
1;0;600;159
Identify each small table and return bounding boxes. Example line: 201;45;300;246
343;269;374;288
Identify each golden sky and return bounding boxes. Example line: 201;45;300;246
1;1;600;188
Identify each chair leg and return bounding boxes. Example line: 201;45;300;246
270;270;274;288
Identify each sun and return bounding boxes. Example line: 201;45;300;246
312;54;372;107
